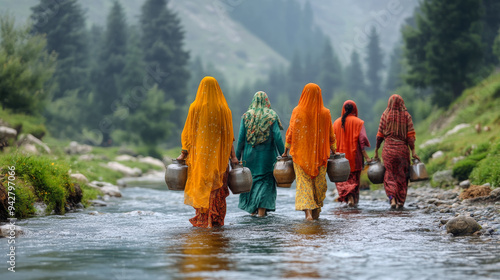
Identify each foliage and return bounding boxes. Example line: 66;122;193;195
0;107;47;139
403;0;483;107
0;154;75;217
318;40;343;102
493;28;500;62
366;27;384;102
345;50;366;96
31;0;89;99
0;15;56;114
386;42;404;93
452;159;477;181
470;141;500;187
140;0;190;107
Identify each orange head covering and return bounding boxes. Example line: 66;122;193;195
333;100;365;171
377;94;415;139
286;83;334;177
181;76;233;210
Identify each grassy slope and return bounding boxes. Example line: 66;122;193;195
414;72;500;187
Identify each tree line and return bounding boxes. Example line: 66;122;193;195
1;0;500;156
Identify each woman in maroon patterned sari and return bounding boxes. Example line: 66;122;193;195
374;95;420;209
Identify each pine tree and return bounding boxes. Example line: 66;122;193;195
288;53;304;105
366;27;384;102
140;0;190;107
30;0;89;98
90;0;128;145
403;0;483;107
93;1;127;111
386;43;404;93
480;0;500;66
345;50;366;95
318;40;343;103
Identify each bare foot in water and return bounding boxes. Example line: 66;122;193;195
257;208;266;217
312;208;320;220
305;209;313;220
347;195;355;207
390;198;396;209
396;203;404;209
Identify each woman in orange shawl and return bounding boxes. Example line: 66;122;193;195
177;76;239;228
374;94;420;209
282;83;337;220
333;100;371;207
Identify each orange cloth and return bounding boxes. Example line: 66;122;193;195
285;83;336;177
181;77;234;211
333;100;364;172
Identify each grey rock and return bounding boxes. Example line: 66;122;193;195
0;224;24;238
446;215;482;236
89;200;107;207
0;126;17;140
432;150;444;159
18;134;51;153
459;180;471;189
65;141;92;155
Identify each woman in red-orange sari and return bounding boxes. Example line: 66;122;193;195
333;100;371;207
374;94;420;209
177;76;239;228
282;83;337;220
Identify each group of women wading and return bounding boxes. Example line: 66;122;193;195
177;77;420;228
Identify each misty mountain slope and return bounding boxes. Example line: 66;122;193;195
298;0;419;64
0;0;288;88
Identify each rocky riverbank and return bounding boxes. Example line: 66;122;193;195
358;183;500;237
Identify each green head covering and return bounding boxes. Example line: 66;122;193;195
243;91;283;146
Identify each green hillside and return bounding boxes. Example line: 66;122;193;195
0;0;288;88
415;72;500;187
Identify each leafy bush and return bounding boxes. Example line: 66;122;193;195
0;154;77;217
470;141;500;187
452;159;477;181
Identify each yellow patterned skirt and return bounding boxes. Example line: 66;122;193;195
293;162;328;211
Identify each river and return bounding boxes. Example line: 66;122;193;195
3;183;500;280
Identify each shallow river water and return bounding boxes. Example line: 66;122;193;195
3;184;500;280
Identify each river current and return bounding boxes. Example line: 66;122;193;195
3;183;500;280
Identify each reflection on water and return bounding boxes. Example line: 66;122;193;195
176;229;233;278
6;185;500;280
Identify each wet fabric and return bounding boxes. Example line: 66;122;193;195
294;163;327;211
335;171;361;204
382;139;410;205
285;83;336;177
181;76;234;211
237;120;285;214
376;94;416;206
243;91;283;146
189;169;230;228
333;100;369;172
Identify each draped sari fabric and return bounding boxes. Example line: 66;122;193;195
286;83;335;178
376;94;416;205
333;100;369;204
182;77;234;218
237;91;285;214
285;83;336;212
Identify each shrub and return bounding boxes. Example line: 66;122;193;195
452;159;477;181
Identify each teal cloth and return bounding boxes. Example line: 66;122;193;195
236;119;285;213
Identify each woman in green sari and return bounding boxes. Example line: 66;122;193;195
236;91;285;217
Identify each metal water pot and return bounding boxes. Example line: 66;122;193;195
367;158;385;184
410;159;429;182
273;156;295;188
165;159;188;191
228;163;252;194
327;153;351;182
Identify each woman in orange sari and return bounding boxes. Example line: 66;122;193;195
374;94;420;209
282;83;337;220
333;100;371;207
177;76;239;228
